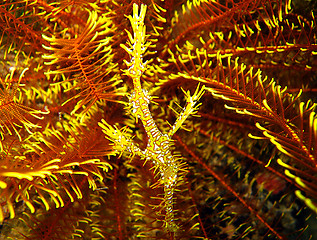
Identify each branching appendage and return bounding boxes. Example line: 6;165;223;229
99;3;205;232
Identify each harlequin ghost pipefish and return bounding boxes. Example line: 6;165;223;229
99;3;204;232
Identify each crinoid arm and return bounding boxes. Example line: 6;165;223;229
0;68;49;151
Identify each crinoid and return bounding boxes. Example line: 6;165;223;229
0;0;316;239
